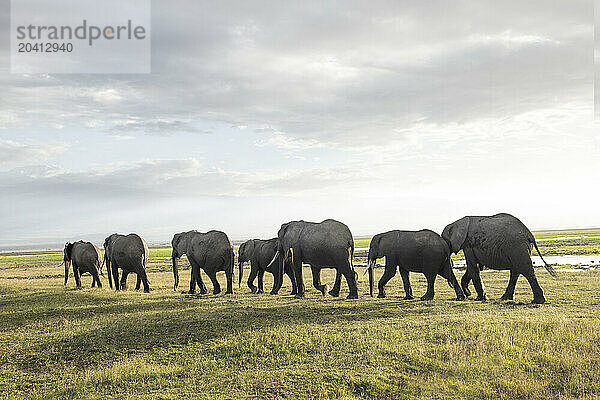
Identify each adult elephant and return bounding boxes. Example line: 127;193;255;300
441;213;556;304
103;233;150;292
238;238;297;295
60;241;103;289
269;219;357;299
367;230;464;300
172;230;235;295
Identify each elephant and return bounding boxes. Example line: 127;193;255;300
60;241;103;289
269;219;358;299
172;230;235;295
366;230;465;300
441;213;556;304
238;238;297;295
103;233;150;292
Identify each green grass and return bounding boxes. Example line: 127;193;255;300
1;229;599;399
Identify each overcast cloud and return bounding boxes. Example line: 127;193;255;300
0;0;598;248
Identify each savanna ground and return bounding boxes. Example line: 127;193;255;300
1;229;599;399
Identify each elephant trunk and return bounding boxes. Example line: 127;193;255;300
238;261;243;288
172;256;179;291
63;260;69;285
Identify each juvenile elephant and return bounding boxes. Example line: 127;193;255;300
238;238;297;295
104;233;150;292
60;241;103;289
442;213;556;304
172;230;235;295
270;219;357;299
367;230;464;300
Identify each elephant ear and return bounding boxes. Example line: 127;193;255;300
247;240;256;256
65;242;74;260
448;217;470;253
278;222;301;251
171;234;182;258
238;241;248;260
368;234;382;261
103;235;113;250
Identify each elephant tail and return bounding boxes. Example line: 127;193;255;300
445;256;455;289
230;246;235;281
106;256;113;289
238;259;243;289
142;250;150;284
529;234;557;278
348;245;357;281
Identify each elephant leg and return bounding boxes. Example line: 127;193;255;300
247;266;258;294
461;272;472;297
420;273;436;300
285;269;298;296
188;259;207;294
189;271;197;294
88;269;96;288
120;271;129;290
137;269;150;293
112;265;120;291
73;264;82;289
438;263;465;300
270;268;298;296
342;266;358;299
208;271;221;295
500;270;519;301
521;264;546;304
190;273;197;293
311;266;328;296
91;267;102;288
328;270;342;297
377;261;396;298
294;259;305;298
195;269;208;294
398;268;413;300
465;255;487;301
135;274;142;291
95;270;102;288
196;276;208;294
187;264;198;294
257;269;265;294
225;266;234;295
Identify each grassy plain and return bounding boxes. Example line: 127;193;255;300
0;229;599;399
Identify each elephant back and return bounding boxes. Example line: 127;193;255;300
473;214;532;250
71;241;101;270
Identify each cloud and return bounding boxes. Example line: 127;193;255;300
110;120;212;136
0;157;370;201
0;1;597;246
0;140;67;166
0;0;592;148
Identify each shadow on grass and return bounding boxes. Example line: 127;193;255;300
7;293;451;372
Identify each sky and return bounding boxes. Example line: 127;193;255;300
0;0;598;248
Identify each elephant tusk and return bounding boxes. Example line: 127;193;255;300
363;263;370;276
265;250;280;269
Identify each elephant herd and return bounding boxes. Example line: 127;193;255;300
60;213;557;303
